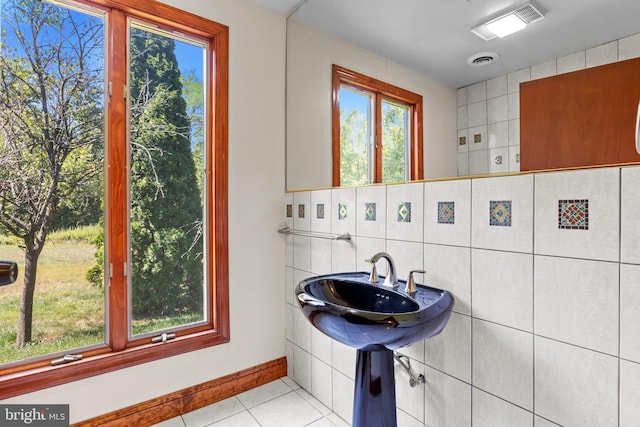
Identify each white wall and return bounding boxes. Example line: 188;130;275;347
456;32;640;177
286;19;457;191
2;0;287;422
287;165;640;426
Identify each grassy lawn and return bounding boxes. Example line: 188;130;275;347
0;227;104;363
0;225;204;363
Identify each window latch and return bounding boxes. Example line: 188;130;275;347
51;353;83;366
151;332;176;344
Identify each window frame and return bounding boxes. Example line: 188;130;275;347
332;64;423;186
0;0;229;398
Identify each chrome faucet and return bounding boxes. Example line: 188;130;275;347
405;269;425;296
365;252;398;289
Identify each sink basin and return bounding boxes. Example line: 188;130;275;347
296;271;453;351
296;271;453;427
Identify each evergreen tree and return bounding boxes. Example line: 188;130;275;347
128;28;203;319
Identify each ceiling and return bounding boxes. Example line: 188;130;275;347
253;0;640;88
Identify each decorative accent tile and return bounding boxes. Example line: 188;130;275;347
438;201;455;225
489;200;512;227
365;202;376;221
298;204;305;219
398;202;412;223
338;203;348;220
459;136;467;146
316;203;325;219
558;199;589;230
286;204;293;218
494;155;503;165
516;154;521;163
474;133;482;143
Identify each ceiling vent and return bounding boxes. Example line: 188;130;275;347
471;2;545;41
467;52;499;66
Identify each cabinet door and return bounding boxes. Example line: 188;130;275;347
520;57;640;171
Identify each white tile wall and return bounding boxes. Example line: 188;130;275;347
424;311;471;382
424;366;471;427
468;102;487;128
488;147;509;174
471;174;534;253
468;150;488;175
424;179;471;247
622;166;640;264
386;240;423;283
621;263;640;363
472;388;533;427
457;31;640;178
534;336;618;427
395;362;425;422
457;152;469;176
620;360;640;427
557;50;586;74
293;191;311;231
331;371;354;423
468;125;487;152
424;244;471;315
310;190;332;234
472;319;533;410
355;185;386;239
586;41;618;67
354;236;385;272
534;416;561;427
534;168;620;262
534;255;619;355
386;182;424;242
487;120;508;148
471;249;533;331
284;164;640;426
467;81;486;103
619;33;640;60
311;357;332;409
486;75;507;99
331;188;356;235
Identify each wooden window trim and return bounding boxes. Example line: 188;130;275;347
0;0;229;399
332;64;423;186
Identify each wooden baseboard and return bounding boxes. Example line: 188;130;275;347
72;357;287;427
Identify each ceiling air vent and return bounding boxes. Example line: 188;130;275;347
514;3;544;25
467;52;499;66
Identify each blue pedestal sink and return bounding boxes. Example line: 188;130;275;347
296;271;453;427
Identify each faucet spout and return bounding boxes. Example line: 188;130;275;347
365;252;398;288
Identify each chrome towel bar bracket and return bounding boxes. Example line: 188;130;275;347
278;226;351;242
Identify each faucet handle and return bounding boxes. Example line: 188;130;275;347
405;269;426;296
365;258;379;283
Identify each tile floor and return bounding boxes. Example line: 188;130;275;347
153;377;350;427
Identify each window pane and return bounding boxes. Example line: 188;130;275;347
381;100;409;183
0;0;106;362
339;86;372;186
128;23;207;336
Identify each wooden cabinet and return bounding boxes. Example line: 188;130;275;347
520;57;640;171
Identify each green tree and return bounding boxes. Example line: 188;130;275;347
181;69;204;194
381;102;407;183
0;0;104;346
128;28;203;318
339;109;369;187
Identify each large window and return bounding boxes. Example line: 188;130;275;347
0;0;228;397
332;65;423;186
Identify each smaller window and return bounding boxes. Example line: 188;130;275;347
332;65;423;187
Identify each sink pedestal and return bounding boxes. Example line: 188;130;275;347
353;348;397;427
